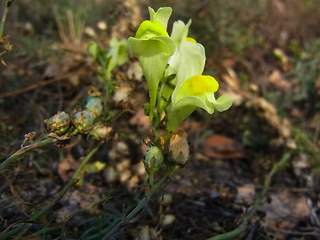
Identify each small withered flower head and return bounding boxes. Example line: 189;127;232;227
45;111;70;135
169;130;189;165
86;97;103;118
73;110;95;133
89;124;112;140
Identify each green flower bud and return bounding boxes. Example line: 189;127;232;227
89;125;112;140
45;111;70;135
73;110;95;133
144;146;164;175
86;97;103;118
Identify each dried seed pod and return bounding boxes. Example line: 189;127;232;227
45;111;70;135
169;130;189;165
73;110;95;133
144;146;164;175
89;124;112;140
86;97;103;118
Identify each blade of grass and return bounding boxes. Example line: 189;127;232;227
0;0;13;38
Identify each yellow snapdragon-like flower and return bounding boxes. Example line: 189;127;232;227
127;7;176;121
164;21;232;132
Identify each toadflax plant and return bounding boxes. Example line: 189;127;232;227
128;6;232;182
99;7;233;239
128;7;233;177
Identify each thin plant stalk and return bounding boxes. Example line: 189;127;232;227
0;0;12;38
0;145;100;239
101;164;180;240
31;145;100;220
207;152;291;240
0;137;53;172
0;130;79;173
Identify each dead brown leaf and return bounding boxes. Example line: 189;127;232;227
260;190;310;239
204;134;245;159
58;152;80;182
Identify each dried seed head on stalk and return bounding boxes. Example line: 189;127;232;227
169;130;189;165
86;97;103;118
44;111;70;135
73;110;95;133
89;124;112;140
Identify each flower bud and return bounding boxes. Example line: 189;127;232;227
89;125;112;140
144;146;164;175
169;130;189;165
45;111;70;135
73;110;95;133
86;97;103;118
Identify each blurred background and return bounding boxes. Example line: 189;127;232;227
1;0;320;239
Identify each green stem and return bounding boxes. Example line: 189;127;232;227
0;145;100;239
163;129;173;143
32;145;100;220
149;173;154;187
101;165;180;240
0;0;12;38
207;153;291;240
153;78;169;147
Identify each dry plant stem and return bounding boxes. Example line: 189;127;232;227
0;137;53;172
0;68;88;99
0;145;100;239
101;165;180;240
67;9;76;43
207;152;291;240
0;130;79;172
0;78;62;99
53;6;68;44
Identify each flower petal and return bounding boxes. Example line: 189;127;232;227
175;75;219;102
135;20;169;39
207;94;233;112
166;94;214;131
148;7;172;30
128;36;175;118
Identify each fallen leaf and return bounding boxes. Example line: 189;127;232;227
236;184;255;204
204;134;245;159
260;190;310;239
58;152;80;182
